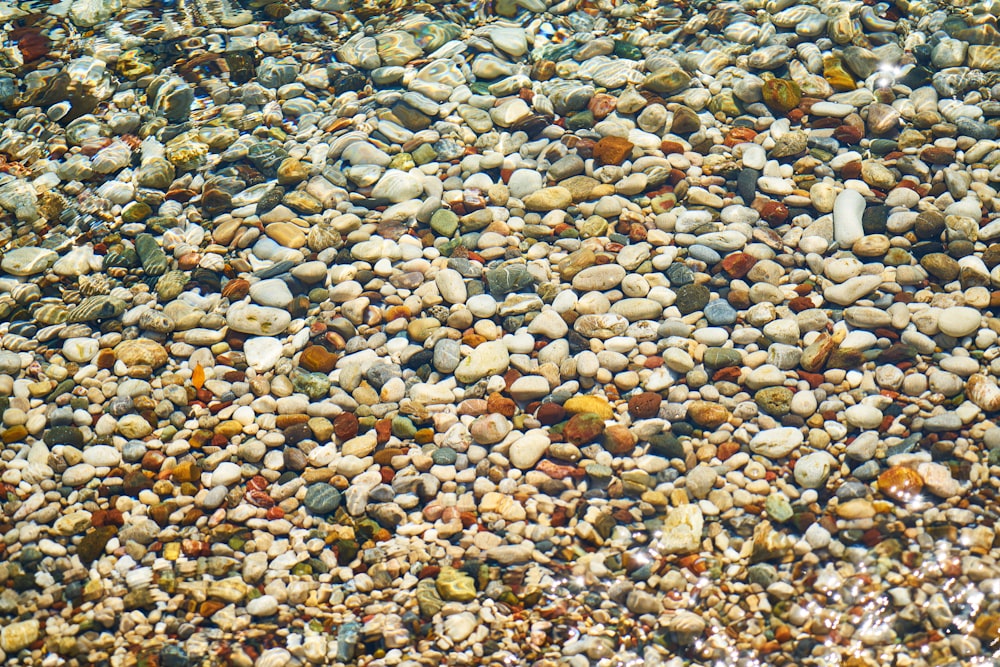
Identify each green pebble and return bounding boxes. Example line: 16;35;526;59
430;209;459;237
566;110;594;131
431;447;458;465
412;144;438;165
389;153;415;171
765;493;794;522
391;416;417;439
309;288;330;302
613;40;642;59
585;463;613;480
121;201;152;223
578;215;608;238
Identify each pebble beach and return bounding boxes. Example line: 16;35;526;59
1;0;1000;664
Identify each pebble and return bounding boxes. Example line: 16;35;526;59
0;4;991;665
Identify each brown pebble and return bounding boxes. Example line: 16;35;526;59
628;391;662;419
333;413;359;440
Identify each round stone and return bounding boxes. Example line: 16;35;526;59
794;452;835;488
674;284;710;314
937;306;981;338
304;484;342;514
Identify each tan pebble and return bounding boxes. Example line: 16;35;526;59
835;498;875;519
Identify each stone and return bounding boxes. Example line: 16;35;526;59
833;189;865;247
564;413;605;445
563;395;613;420
304;484;342;514
685;397;729;427
878;466;923;503
937;306;981;338
1;247;57;276
63;337;99;363
674;284;710;314
593;136;634;165
749;427;803;458
523;187;572;211
244;337;284;373
227;302;291;335
657;504;703;554
628;392;662;419
299;345;338;373
794;452;834;488
436;566;476;602
249;279;294;308
454;340;509;383
115;339;168;369
247;595;279;616
1;619;40;653
509;429;549;469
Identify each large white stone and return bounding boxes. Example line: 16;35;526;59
657;503;704;555
508;429;549;469
2;247;57;276
823;274;882;306
227;302;291;335
454;340;509;383
63;337;99;363
937;306;981;338
244;336;284;373
211;461;242;487
249;278;294;308
435;268;467;304
749;427;803;458
833;188;866;247
246;594;279;616
82;445;120;467
371;169;423;203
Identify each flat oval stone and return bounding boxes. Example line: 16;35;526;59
227;302;292;335
2;247;57;276
937;306;981;337
749;427;803;458
304;483;342;514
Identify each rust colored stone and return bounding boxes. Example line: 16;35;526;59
299;345;337;373
374;419;391;445
333;412;359;440
536;403;566;425
96;348;116;370
592;136;635;166
603;424;637;455
712;367;742;383
720;252;756;278
564;412;605;445
660;140;686;154
628;391;662;419
920;146;955;165
788;296;816;312
757;200;789;224
537;459;583;480
588;93;617;120
486;392;516;418
723;127;758;146
840;160;862;180
833;124;863;144
717;441;740;461
798;371;825;388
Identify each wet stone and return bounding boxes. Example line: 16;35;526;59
674;284;710;314
304;484;342;514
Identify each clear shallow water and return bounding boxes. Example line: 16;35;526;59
1;0;1000;665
